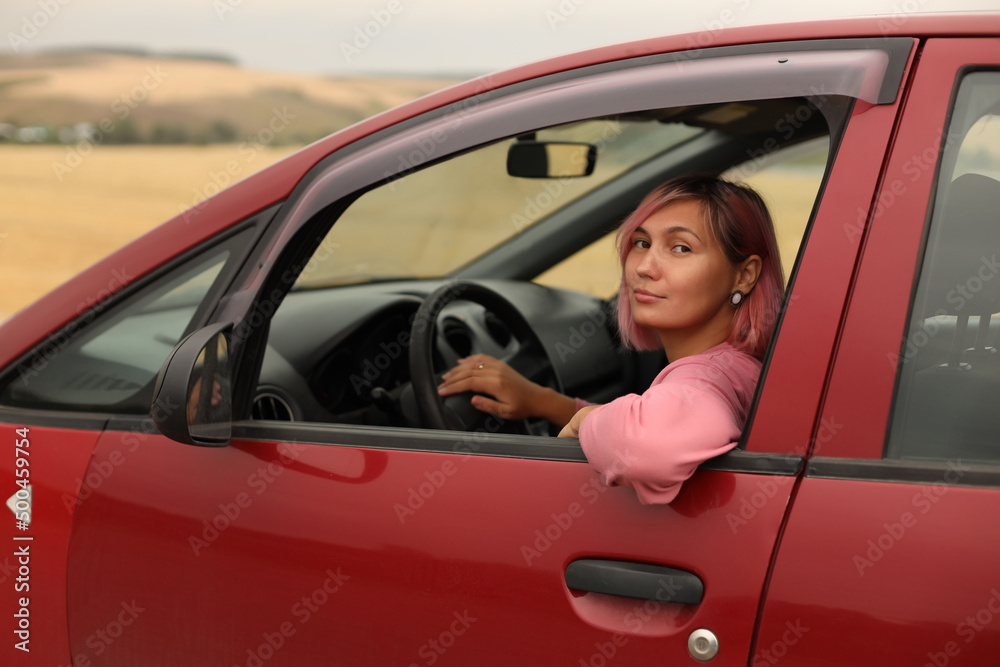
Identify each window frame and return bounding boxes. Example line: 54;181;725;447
811;39;1000;488
215;38;912;466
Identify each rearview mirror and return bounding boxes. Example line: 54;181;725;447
152;322;233;447
506;140;597;178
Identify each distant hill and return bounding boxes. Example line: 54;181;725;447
0;50;461;145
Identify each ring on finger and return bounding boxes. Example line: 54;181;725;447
478;362;485;370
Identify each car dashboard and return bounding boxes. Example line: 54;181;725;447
256;279;633;428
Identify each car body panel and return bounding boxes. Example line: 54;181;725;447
0;420;102;665
66;429;797;665
754;475;1000;665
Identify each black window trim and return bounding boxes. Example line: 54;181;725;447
100;416;802;475
807;455;1000;488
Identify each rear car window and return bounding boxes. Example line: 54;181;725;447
886;71;1000;464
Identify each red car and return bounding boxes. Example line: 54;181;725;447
2;13;1000;666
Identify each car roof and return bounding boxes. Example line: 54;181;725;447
2;11;997;369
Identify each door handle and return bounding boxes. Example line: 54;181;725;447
565;559;704;604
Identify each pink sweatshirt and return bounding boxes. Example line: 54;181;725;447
578;342;761;504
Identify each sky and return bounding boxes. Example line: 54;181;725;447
2;0;999;77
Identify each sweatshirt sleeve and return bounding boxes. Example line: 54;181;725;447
577;359;746;504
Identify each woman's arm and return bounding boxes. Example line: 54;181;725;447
572;351;759;504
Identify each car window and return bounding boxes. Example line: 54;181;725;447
722;136;830;284
291;119;702;289
265;96;840;431
886;70;1000;463
0;244;235;414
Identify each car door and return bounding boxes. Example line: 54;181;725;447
754;38;1000;665
0;36;910;667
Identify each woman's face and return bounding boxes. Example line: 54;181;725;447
624;199;740;352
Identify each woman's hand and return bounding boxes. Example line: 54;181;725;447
558;405;600;439
437;354;576;427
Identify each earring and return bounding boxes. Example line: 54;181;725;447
729;290;745;307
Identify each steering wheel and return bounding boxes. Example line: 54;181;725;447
409;281;562;433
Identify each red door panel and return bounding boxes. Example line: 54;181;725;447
66;430;795;665
754;477;1000;666
0;420;101;666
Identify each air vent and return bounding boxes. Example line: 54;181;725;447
252;392;294;421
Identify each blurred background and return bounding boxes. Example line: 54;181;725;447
1;0;996;322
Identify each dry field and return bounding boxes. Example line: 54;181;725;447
0;144;299;321
0;53;458;142
0;53;451;112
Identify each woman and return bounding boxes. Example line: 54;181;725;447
437;176;784;503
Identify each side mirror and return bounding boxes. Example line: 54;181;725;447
152;322;233;446
506;140;597;179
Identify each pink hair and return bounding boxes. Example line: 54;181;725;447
614;176;784;360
